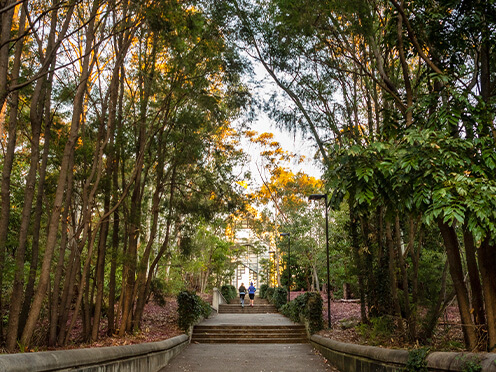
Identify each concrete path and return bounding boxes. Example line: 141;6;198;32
200;312;296;326
160;312;333;372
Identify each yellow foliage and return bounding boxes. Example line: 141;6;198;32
236;180;248;189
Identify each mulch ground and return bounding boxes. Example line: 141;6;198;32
4;292;464;353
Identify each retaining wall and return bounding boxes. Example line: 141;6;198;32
0;334;189;372
311;335;496;372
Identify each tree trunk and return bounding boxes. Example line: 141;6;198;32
57;231;80;345
6;46;48;351
395;214;413;340
385;220;405;333
350;199;367;322
108;66;126;336
48;155;74;346
20;0;94;347
463;227;486;338
0;2;24;343
438;220;478;351
20;61;56;340
478;239;496;351
0;0;15;135
420;260;450;341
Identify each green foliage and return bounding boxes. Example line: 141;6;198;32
357;316;395;346
177;291;211;332
457;355;482;372
270;287;288;309
266;287;275;301
404;348;430;372
259;284;268;299
280;292;323;334
220;285;237;302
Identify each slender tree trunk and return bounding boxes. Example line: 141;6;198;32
420;260;450;341
48;153;74;346
91;216;109;341
349;198;367;322
6;53;47;351
19;62;56;339
0;2;24;343
133;138;169;330
0;0;15;135
57;230;80;345
463;227;486;338
395;214;413;339
386;220;405;333
478;239;496;351
20;0;95;347
108;66;126;336
438;220;478;351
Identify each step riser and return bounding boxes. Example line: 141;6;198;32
191;339;308;344
194;324;305;331
193;333;306;337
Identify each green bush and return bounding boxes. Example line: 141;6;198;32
405;348;430;372
259;284;268;299
271;287;288;309
266;287;275;301
177;291;211;332
280;292;323;334
357;316;395;346
220;285;237;303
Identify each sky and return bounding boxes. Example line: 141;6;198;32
237;59;324;191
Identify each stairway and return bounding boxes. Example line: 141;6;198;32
218;297;278;314
191;324;308;344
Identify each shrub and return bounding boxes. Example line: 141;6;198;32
405;348;429;372
272;287;288;309
358;316;395;346
177;291;211;332
266;287;275;301
280;292;323;334
259;284;268;299
220;285;237;303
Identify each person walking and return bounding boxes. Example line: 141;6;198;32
238;283;246;307
248;282;256;307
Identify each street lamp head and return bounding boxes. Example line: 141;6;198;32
280;232;290;237
308;194;326;201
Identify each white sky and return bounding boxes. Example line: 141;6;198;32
237;60;324;191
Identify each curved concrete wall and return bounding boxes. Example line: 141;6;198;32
311;335;496;372
0;334;189;372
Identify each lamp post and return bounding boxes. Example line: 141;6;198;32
280;233;291;303
309;193;331;328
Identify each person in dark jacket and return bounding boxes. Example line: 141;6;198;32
248;282;256;307
239;283;246;307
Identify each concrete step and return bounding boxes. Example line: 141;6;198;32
229;297;270;305
190;337;308;344
193;325;305;330
191;325;307;344
219;304;277;314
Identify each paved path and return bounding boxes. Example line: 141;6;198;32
160;312;333;372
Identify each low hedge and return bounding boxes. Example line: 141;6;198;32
177;291;212;332
259;284;269;299
271;287;288;309
280;292;323;334
266;287;275;301
220;285;237;303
